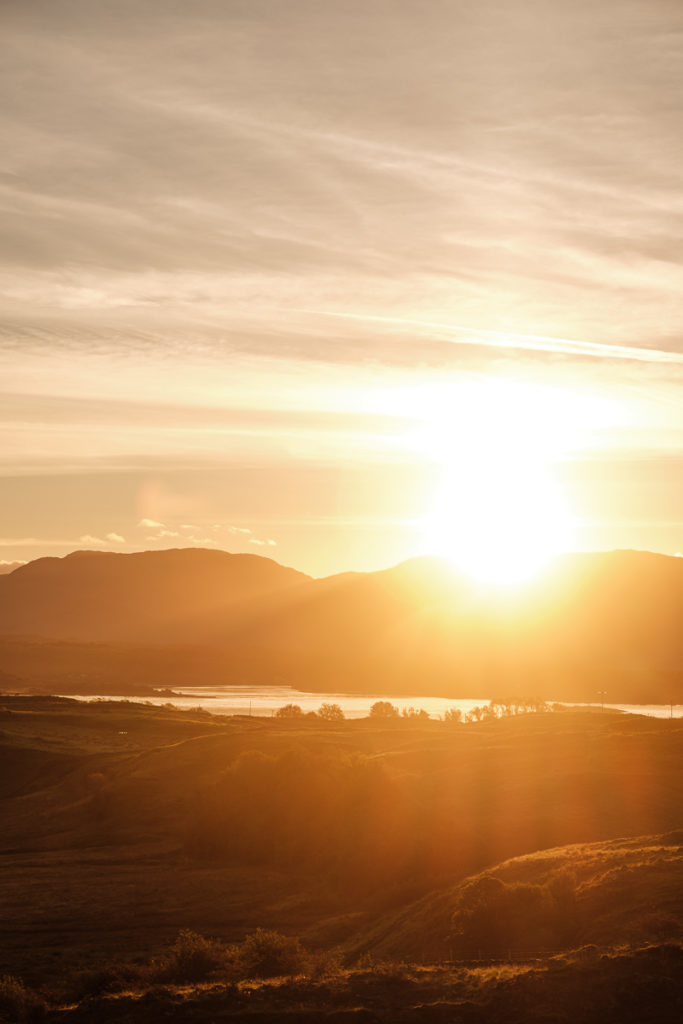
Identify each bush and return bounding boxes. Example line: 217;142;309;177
450;870;579;955
238;929;309;978
276;704;304;718
369;701;399;719
67;964;139;1001
401;707;429;721
0;975;45;1023
155;929;228;983
318;703;344;721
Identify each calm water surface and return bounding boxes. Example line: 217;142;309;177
60;685;682;719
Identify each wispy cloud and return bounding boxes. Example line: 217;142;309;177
1;1;682;575
0;559;26;574
138;517;269;550
299;311;683;365
0;534;123;549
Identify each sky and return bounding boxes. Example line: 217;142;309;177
1;0;682;578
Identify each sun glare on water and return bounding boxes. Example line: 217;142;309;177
396;376;611;587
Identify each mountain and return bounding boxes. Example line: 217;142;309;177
0;548;681;702
0;561;25;575
0;548;309;643
227;549;683;701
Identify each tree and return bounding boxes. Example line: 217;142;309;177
369;701;399;718
318;702;344;721
443;707;462;724
275;703;304;718
401;706;430;720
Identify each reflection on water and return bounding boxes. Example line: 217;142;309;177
57;685;683;719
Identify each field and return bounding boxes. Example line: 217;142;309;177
0;696;681;1021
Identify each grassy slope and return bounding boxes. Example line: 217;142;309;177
42;946;683;1024
0;697;681;1021
342;831;683;963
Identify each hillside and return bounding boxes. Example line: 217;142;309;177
0;699;680;1022
1;548;682;702
231;549;683;701
0;548;309;643
344;831;683;963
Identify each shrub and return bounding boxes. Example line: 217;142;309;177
318;703;344;721
450;870;579;956
276;704;304;718
0;975;45;1023
369;701;399;719
67;964;139;1000
238;929;309;978
155;929;228;983
401;707;429;721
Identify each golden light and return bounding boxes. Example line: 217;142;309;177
424;459;574;586
399;375;615;587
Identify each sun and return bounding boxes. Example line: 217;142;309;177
425;459;573;586
410;376;584;586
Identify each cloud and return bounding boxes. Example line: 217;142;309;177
78;534;107;546
0;559;27;574
105;532;125;543
249;538;277;547
1;1;681;578
301;311;683;366
3;0;683;369
182;521;253;536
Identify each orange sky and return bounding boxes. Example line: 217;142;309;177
1;0;682;578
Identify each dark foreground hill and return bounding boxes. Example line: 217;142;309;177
0;699;680;1022
0;547;682;701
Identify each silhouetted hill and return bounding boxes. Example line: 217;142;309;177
0;548;309;644
0;548;681;701
231;549;683;701
0;560;24;575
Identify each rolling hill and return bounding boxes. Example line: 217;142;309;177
0;547;310;643
0;697;681;1024
0;547;682;702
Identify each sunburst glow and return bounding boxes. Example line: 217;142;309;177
425;459;574;585
401;376;612;585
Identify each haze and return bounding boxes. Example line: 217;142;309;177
2;0;682;578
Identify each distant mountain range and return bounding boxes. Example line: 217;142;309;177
0;548;681;703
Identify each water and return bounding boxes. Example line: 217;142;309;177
57;685;683;719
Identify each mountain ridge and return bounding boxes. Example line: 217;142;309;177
0;547;681;703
